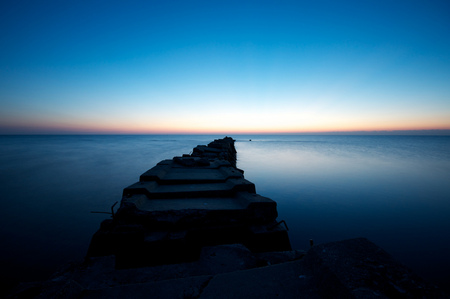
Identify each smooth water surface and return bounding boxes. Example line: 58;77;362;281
1;135;449;291
235;135;450;289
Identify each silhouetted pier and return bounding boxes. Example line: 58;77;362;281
87;137;291;267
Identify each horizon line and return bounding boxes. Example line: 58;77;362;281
1;129;450;136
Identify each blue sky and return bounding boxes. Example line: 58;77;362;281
1;0;449;134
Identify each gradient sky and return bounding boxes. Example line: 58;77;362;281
1;0;449;134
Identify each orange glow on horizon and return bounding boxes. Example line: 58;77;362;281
39;124;450;135
2;112;450;135
3;122;450;135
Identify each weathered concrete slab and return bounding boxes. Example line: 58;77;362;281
117;192;278;229
122;192;274;212
123;178;256;199
200;259;318;299
194;145;223;153
139;161;243;184
171;158;232;169
160;168;235;183
138;164;170;181
126;194;247;211
153;158;230;168
141;158;234;179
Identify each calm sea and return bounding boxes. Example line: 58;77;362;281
1;135;449;291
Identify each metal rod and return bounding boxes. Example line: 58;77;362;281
268;220;289;231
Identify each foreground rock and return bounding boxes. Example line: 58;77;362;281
10;239;446;298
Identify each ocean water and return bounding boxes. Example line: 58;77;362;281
1;135;449;291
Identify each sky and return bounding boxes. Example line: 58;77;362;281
1;0;449;134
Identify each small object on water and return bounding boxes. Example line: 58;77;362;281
249;139;251;141
310;239;314;248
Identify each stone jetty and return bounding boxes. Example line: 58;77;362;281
8;137;447;298
87;136;291;268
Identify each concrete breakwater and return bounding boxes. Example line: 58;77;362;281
87;136;292;267
8;137;447;298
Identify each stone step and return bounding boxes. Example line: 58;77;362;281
139;161;243;184
117;192;278;229
123;178;256;199
124;194;247;211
